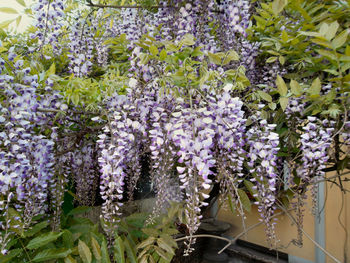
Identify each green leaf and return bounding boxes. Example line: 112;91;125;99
24;221;49;237
311;38;332;49
243;180;259;201
325;21;339;41
71;92;79;105
272;0;288;16
319;22;329;37
266;56;277;63
32;248;72;262
78;240;92;263
67;206;92;216
340;56;350;62
47;63;56;76
341;62;350;73
0;249;22;263
290;80;302;96
142;228;159;237
192;46;203;57
207;52;222;65
125;212;147;228
227;195;236;213
180;34;195;46
223;50;239;65
26;232;63;250
64;255;77;263
159;49;167;60
237;189;251;212
299;31;323;37
16;0;26;7
113;237;125;263
137;237;156;250
257;90;272;102
160;234;178;249
16;16;22;27
139;53;150;64
332;30;348;49
157;238;175;255
308;77;321;96
154;247;172;262
323;69;338;75
276;75;288;96
149;45;158;55
268;102;277;110
101;239;110;263
62;230;74;248
279;56;285;65
0;19;15;29
281;30;289;42
279;97;289;111
91;237;101;261
346;45;350;56
316;49;337;61
124;238;137;263
0;7;18;14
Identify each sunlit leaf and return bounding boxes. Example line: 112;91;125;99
149;45;158;55
223;50;239;64
16;16;22;27
0;19;15;29
308;77;321;96
64;255;77;263
276;75;288;96
279;97;289;111
257;90;272;102
91;237;102;261
16;0;26;7
78;240;92;263
332;30;348;49
272;0;288;16
237;189;251;212
180;34;195;46
290;80;302;96
266;56;277;63
0;7;18;14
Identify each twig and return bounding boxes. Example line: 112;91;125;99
277;204;341;263
217;209;291;254
313;170;350;184
174;209;292;255
87;2;170;9
174;234;231;243
37;107;100;115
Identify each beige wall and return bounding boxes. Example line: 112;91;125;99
217;173;350;263
325;172;349;263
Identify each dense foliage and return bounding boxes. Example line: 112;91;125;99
0;0;349;262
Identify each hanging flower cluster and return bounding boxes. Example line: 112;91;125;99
1;0;348;258
31;0;66;52
0;49;58;228
247;116;280;244
97;74;283;250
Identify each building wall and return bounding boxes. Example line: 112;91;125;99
324;172;349;263
217;172;350;263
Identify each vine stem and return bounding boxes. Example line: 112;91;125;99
277;204;341;263
174;209;291;255
174;234;231;243
175;202;341;262
19;238;32;263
